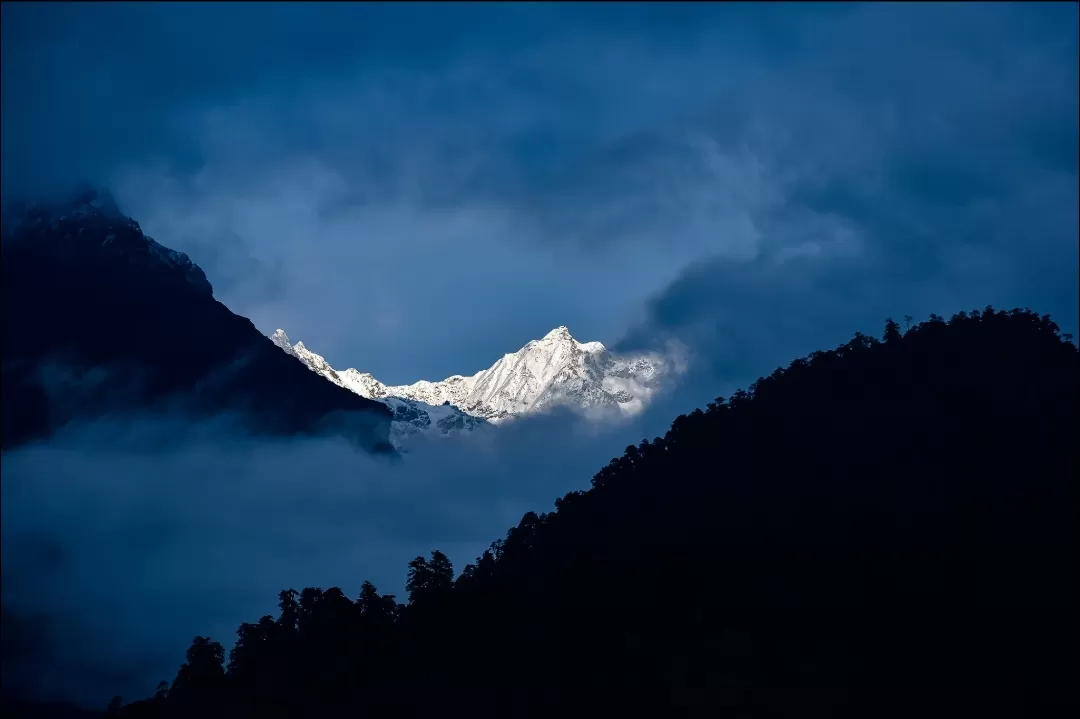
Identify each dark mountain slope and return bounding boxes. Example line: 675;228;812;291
116;308;1078;718
1;187;393;452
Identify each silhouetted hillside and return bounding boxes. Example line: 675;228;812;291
106;309;1079;717
1;187;393;453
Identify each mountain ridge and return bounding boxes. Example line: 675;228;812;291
269;324;678;434
271;329;487;448
1;186;395;453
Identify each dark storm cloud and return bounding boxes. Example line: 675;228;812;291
4;3;1074;382
0;2;556;197
611;2;1078;375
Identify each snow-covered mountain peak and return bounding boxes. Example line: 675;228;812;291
542;326;572;340
269;324;680;444
270;329;295;355
532;326;606;354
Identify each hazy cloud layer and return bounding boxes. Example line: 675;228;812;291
2;398;700;707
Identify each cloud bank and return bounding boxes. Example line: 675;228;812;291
4;3;1074;382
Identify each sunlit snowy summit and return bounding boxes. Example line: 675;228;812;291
270;325;679;447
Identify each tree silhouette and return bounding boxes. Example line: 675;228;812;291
427;550;454;593
405;551;454;606
357;580;397;623
167;636;225;716
405;555;431;605
883;317;903;342
276;589;300;633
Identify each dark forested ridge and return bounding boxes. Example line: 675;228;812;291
1;187;394;453
19;308;1080;718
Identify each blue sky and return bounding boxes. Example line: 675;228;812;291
4;2;1076;385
